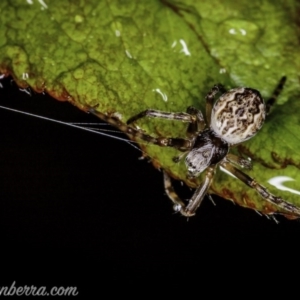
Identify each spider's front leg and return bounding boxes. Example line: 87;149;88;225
184;106;206;138
127;106;206;136
127;109;195;124
87;106;192;152
220;160;300;217
184;166;217;216
163;171;187;215
164;166;216;217
127;106;207;156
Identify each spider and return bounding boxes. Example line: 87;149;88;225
87;76;300;218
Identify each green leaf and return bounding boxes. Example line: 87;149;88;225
0;0;300;217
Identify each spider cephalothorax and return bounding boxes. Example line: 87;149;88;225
185;128;229;178
88;76;300;218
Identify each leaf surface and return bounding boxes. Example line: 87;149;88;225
1;0;300;216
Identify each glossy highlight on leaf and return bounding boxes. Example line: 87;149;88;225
0;0;300;217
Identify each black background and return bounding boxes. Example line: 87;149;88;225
0;76;299;293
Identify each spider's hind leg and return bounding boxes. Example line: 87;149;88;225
220;160;300;217
226;153;252;170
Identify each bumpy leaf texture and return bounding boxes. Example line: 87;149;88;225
0;0;300;217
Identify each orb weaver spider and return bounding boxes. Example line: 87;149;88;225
87;76;300;218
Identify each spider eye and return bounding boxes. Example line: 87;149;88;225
210;87;265;144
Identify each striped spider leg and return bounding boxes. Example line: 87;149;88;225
87;106;195;152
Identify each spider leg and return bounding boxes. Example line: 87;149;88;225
163;167;216;217
87;107;192;151
172;107;206;162
226;153;252;169
184;166;216;216
266;76;286;114
185;106;206;137
163;171;187;215
126;106;206;151
207;194;216;206
220;161;300;217
127;109;196;125
205;84;226;125
127;106;206;134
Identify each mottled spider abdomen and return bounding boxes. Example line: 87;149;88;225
210;87;265;145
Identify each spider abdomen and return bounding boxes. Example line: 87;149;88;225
210;87;265;144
